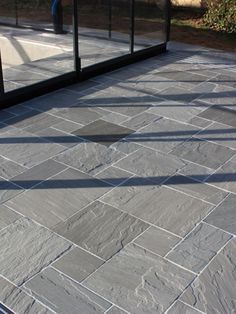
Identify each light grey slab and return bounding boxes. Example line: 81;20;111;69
53;201;148;260
7;168;111;229
111;140;141;155
198;106;236;127
171;139;235;170
52;119;83;133
12;159;67;189
102;180;212;237
115;147;188;184
178;162;215;182
181;239;236;313
0;178;23;204
198;87;236;108
0;159;27;179
84;243;195;314
0;217;71;285
0;205;20;231
187;116;213;128
127;118;200;153
0;276;53;314
134;226;180;256
167;223;231;273
95;166;133;186
211;73;236;89
25;267;111;314
167;301;201;313
122;112;161;130
55;142;125;176
164;174;228;205
0;129;65;168
159;86;199;103
204;194;236;235
106;306;127;314
52;247;104;282
102;112;129;125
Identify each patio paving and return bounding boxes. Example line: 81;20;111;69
0;41;236;314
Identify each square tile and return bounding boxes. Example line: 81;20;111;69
72;120;133;146
53;201;148;260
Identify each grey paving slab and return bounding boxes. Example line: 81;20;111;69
111;140;141;155
115;147;188;184
72;120;133;147
25;267;111;314
0;177;23;204
55;142;125;176
53;201;148;260
0;110;15;123
181;239;236;313
187;116;213;128
0;217;71;285
101;112;129;125
171;139;235;169
211;73;236;89
122;112;161;130
102;180;212;237
106;306;127;314
127;118;200;153
198;106;236;127
159;86;200;103
164;175;228;205
12;159;67;189
0;129;65;168
134;226;181;257
84;243;195;314
52;119;83;133
178;162;215;182
198;87;236;109
167;223;231;273
167;301;201;313
0;276;53;314
0;159;27;179
52;247;104;282
204;194;236;235
0;205;20;231
7;168;111;229
95;166;133;186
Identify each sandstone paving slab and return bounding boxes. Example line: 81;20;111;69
198;106;236;128
166;223;231;273
167;301;202;314
0;205;21;231
110;140;141;155
122;112;160;131
177;162;215;182
102;179;213;237
7;167;111;229
95;166;133;186
181;239;236;313
53;201;148;260
0;217;71;285
84;243;195;314
0;276;53;314
25;267;111;314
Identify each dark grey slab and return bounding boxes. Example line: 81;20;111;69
159;86;200;103
134;226;180;256
72;120;133;147
102;112;129;125
164;175;228;205
167;301;201;313
95;166;133;186
122;112;160;130
52;120;83;133
0;159;26;179
52;247;104;282
0;217;71;285
198;106;236;128
102;180;212;237
0;276;53;314
0;110;15;123
25;267;111;314
55;142;125;175
181;239;236;313
84;243;195;314
167;223;231;273
204;194;236;235
0;205;20;231
171;139;235;170
7;168;111;229
53;201;148;260
0;178;23;204
178;162;215;182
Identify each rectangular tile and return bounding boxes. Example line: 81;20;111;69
7;168;111;229
52;120;83;133
106;306;127;314
95;166;133;186
0;205;20;231
0;159;26;179
167;301;201;313
25;267;111;314
122;112;160;130
53;201;148;260
178;162;215;182
167;223;231;273
198;106;236;127
0;217;71;285
0;178;23;205
84;243;195;314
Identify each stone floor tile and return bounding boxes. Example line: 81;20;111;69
55;142;125;175
178;162;215;182
106;306;127;314
167;301;202;313
0;110;15;123
0;205;21;231
101;112;129;125
0;217;71;285
52;119;83;133
0;159;27;179
198;106;236;127
53;201;148;260
164;174;228;205
25;267;111;314
171;139;235;169
110;140;141;155
0;178;23;204
204;194;236;235
72;120;133;147
95;166;133;186
181;239;236;313
187;116;213;128
159;86;200;103
7;168;111;229
198;87;236;108
211;73;236;89
166;223;231;273
84;243;195;314
52;247;104;282
122;112;161;130
134;226;181;256
102;180;212;237
0;276;53;314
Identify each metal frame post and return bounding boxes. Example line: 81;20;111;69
73;0;80;73
130;0;135;54
108;0;112;39
0;53;4;94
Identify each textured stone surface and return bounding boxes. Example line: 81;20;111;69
106;306;127;314
181;239;236;313
167;223;231;273
0;158;26;179
167;301;201;313
84;243;195;314
0;217;71;285
25;267;111;314
95;166;132;186
52;247;104;282
53;201;148;259
111;140;141;155
198;106;236;127
0;177;23;204
122;112;160;130
0;205;20;231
